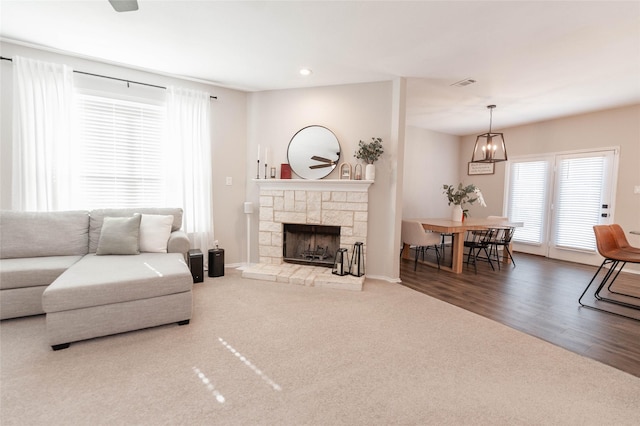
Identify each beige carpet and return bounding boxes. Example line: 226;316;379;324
2;269;639;425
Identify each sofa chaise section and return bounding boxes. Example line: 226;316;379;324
43;253;192;350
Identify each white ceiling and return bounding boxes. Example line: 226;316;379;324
1;0;639;135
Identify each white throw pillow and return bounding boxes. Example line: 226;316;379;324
139;214;174;253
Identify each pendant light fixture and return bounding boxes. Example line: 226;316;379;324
470;105;508;163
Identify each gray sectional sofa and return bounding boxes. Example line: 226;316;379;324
0;208;193;350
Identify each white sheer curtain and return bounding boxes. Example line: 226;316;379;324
12;56;74;211
165;86;214;262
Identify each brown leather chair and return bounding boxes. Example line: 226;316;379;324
578;225;640;319
610;224;640;254
595;225;625;258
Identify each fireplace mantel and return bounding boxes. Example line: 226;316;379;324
254;179;372;192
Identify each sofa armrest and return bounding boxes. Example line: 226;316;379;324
167;231;190;255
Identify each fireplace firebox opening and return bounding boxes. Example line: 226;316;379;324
283;224;341;267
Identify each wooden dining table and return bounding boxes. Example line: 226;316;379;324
403;218;524;274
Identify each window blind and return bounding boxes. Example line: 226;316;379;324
508;160;548;245
554;156;605;251
75;93;165;209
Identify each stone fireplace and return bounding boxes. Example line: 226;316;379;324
242;179;372;291
255;179;372;267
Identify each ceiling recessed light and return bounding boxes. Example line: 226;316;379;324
299;68;312;76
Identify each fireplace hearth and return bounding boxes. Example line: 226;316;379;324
283;224;340;267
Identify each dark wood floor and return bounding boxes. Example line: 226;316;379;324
399;248;640;378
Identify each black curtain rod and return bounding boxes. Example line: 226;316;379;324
1;56;217;100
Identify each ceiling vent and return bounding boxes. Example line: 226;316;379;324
451;78;476;87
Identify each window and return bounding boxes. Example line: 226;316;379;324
507;160;549;245
506;149;617;265
74;93;166;209
554;154;608;252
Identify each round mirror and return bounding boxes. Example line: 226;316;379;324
287;125;341;180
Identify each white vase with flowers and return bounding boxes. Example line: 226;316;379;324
443;183;487;221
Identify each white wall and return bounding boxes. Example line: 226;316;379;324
246;81;404;281
0;41;248;265
403;126;461;219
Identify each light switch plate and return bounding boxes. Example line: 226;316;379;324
226;177;232;186
634;185;640;194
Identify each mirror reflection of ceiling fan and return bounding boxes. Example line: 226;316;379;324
109;0;139;12
309;156;338;170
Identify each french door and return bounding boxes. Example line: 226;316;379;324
506;148;618;266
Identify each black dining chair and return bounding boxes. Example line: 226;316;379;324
488;226;516;270
464;228;495;273
440;233;453;263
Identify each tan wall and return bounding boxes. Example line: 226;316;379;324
460;105;640;226
459;104;640;271
5;40;636;277
246;81;402;280
0;42;249;265
403;126;461;219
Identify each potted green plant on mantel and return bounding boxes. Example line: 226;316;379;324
354;137;384;180
443;183;486;222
